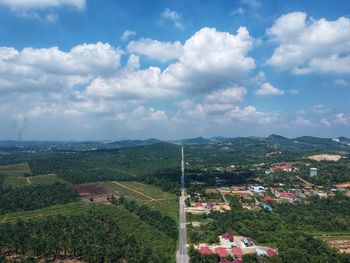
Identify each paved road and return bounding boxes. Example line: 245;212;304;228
177;147;189;263
217;188;229;204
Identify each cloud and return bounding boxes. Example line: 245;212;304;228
161;8;184;29
241;0;261;10
295;116;313;126
121;30;136;41
0;42;121;93
334;79;348;86
311;104;330;114
287;89;299;95
127;38;183;62
206;86;247;103
231;7;245;16
334;113;350;125
0;0;85;10
267;12;350;75
163;27;255;93
255;82;284;96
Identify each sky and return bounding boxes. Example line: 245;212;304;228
0;0;349;141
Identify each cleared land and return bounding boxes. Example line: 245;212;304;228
71;183;114;204
103;181;178;222
318;236;350;254
0;202;88;224
308;154;342;161
0;162;31;177
3;173;67;189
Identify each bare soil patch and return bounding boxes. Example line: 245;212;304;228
308;154;342;161
71;183;115;204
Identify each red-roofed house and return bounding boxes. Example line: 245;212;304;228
264;195;275;201
199;247;212;255
215;247;228;258
279;192;292;199
194;202;203;207
222;232;234;241
266;249;277;257
232;247;243;258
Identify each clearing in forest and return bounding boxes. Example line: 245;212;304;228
102;181;178;222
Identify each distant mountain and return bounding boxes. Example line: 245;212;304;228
104;138;161;148
171;137;212;145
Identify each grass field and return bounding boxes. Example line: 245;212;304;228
0;162;32;177
2;173;67;189
102;181;179;222
0;201;89;224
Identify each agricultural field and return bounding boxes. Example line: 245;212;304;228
0;201;89;224
0;162;31;177
102;181;178;222
2;173;67;189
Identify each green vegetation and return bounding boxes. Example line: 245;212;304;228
0;208;174;262
120;198;178;240
0;183;78;214
103;181;178;221
0;201;88;224
190;194;350;262
0;205;176;262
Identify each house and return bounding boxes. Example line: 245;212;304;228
264;195;275;201
215;247;228;258
271;165;294;172
251;185;265;194
266;249;277;257
199;247;212;255
222;232;234;242
194;202;203;207
232;247;243;258
279;192;293;199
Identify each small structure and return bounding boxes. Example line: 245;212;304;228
256;248;267;256
215;247;228;258
232;247;243;258
222;232;234;242
199;247;212;255
310;167;318;177
266;249;278;257
264;195;275;202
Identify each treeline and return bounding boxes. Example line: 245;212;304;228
120;197;178;240
190;194;350;263
0;212;170;263
26;143;181;192
0;183;78;214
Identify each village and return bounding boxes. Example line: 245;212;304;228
185;153;350;261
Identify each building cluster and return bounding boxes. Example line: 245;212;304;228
196;232;277;261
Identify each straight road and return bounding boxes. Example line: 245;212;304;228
177;147;189;263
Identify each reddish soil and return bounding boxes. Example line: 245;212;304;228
71;183;115;204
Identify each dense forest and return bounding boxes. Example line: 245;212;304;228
0;212;172;262
189;194;350;263
0;183;78;214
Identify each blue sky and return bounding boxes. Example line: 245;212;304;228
0;0;349;140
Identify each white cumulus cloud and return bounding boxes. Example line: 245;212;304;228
206;86;247;103
255;82;284;96
267;12;350;75
0;0;85;10
127;38;183;62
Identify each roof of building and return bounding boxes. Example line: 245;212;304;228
266;249;277;257
279;192;292;198
264;195;275;201
232;247;243;258
199;247;212;255
272;165;293;170
222;232;234;240
215;247;228;257
194;202;202;207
